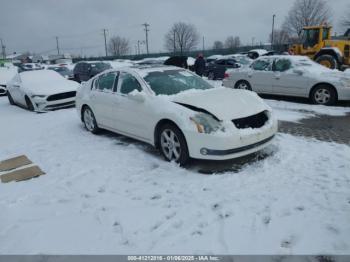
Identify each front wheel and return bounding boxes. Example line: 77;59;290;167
315;55;338;70
310;85;336;105
235;80;252;91
25;96;34;111
158;124;189;166
8;92;15;105
82;106;100;134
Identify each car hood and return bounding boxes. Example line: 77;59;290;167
23;80;79;96
172;88;269;120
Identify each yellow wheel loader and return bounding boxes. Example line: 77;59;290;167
291;25;350;70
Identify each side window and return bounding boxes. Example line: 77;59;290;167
227;60;237;66
96;73;116;91
216;60;226;65
119;73;142;94
251;60;271;71
274;59;292;72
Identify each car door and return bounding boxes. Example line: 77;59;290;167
272;58;309;96
89;72;118;127
111;72;154;142
247;58;273;93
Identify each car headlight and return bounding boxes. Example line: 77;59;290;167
190;113;223;134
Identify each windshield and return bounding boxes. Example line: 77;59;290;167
301;29;320;48
143;70;213;95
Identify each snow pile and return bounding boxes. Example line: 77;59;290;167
187;57;195;66
0;66;18;85
266;99;350;122
0;97;349;254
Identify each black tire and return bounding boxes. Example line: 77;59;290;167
25;96;34;111
310;85;336;105
208;71;215;80
315;55;338;70
74;74;81;83
7;92;15;105
158;123;190;166
82;106;100;134
234;80;252;91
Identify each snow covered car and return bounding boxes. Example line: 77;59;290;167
0;66;18;95
7;70;80;112
223;56;350;105
76;66;277;165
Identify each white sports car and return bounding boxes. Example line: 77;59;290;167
7;70;79;112
76;66;278;165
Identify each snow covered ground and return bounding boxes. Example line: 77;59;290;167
0;95;350;255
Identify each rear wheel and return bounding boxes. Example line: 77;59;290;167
235;80;252;91
310;85;336;105
315;55;338;70
208;71;215;80
25;96;34;111
74;74;81;83
82;106;100;134
158;124;189;166
7;92;15;105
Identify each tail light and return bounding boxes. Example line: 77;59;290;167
224;72;230;79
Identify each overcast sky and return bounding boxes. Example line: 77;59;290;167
0;0;349;57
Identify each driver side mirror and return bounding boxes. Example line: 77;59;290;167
293;69;304;75
128;91;145;102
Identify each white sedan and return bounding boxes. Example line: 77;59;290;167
76;66;278;165
223;56;350;105
7;70;79;112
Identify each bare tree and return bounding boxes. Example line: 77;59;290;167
340;6;350;29
283;0;331;37
108;36;130;56
164;22;199;54
212;41;224;50
225;36;241;50
270;29;292;45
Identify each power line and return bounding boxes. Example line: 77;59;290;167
102;29;108;57
142;23;150;54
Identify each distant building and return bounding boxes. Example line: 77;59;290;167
6;53;31;63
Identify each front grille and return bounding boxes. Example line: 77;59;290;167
345;45;350;58
44;101;75;110
47;91;76;101
232;111;268;129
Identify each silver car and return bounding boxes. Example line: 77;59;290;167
223;55;350;105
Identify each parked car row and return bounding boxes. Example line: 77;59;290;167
223;55;350;105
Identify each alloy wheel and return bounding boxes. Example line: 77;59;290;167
160;129;181;161
83;108;95;131
314;88;330;104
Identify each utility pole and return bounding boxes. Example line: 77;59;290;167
142;23;150;54
137;40;141;55
271;14;276;49
202;36;205;52
0;38;6;59
103;29;108;57
252;37;255;47
55;36;60;55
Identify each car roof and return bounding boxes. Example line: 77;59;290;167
96;65;185;78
